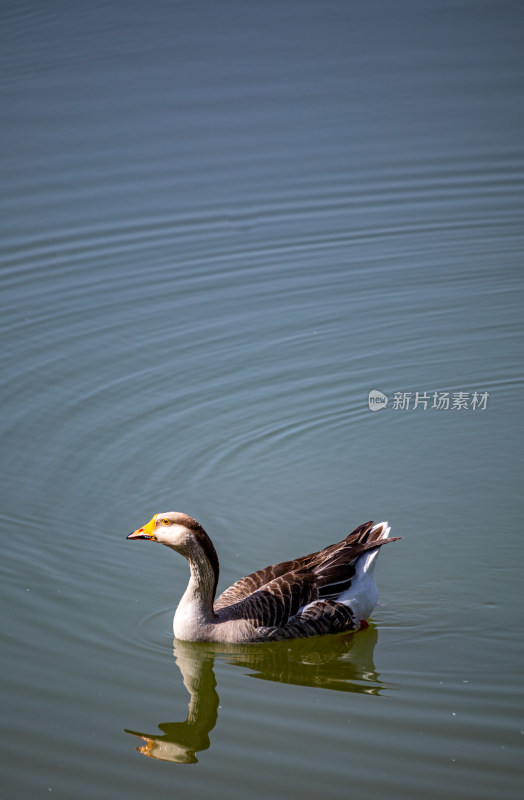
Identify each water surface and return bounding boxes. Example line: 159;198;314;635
1;2;523;799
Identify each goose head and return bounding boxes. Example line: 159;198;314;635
127;512;220;598
127;512;202;551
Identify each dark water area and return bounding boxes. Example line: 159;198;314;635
1;2;523;799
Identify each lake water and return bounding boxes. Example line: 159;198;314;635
1;2;523;798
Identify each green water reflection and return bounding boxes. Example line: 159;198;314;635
126;626;387;764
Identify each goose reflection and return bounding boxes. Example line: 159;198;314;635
126;641;218;764
126;624;384;764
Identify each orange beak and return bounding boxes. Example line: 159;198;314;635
127;515;157;541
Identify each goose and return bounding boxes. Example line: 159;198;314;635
127;512;400;643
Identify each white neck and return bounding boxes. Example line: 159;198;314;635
172;540;217;640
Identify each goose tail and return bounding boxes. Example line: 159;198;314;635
357;520;400;573
339;520;400;620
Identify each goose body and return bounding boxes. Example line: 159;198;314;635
127;512;400;643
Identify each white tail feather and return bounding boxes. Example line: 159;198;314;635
338;521;390;620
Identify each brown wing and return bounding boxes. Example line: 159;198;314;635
214;521;400;612
218;568;317;629
256;599;360;641
213;524;373;611
214;558;303;611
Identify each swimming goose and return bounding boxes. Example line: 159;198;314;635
127;512;400;643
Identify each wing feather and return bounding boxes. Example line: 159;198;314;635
214;521;400;618
254;599;359;641
214;559;302;611
218;568;316;629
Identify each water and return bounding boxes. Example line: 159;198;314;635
1;2;523;798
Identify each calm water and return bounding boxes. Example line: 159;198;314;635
1;2;523;798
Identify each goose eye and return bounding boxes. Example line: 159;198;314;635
161;518;171;526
